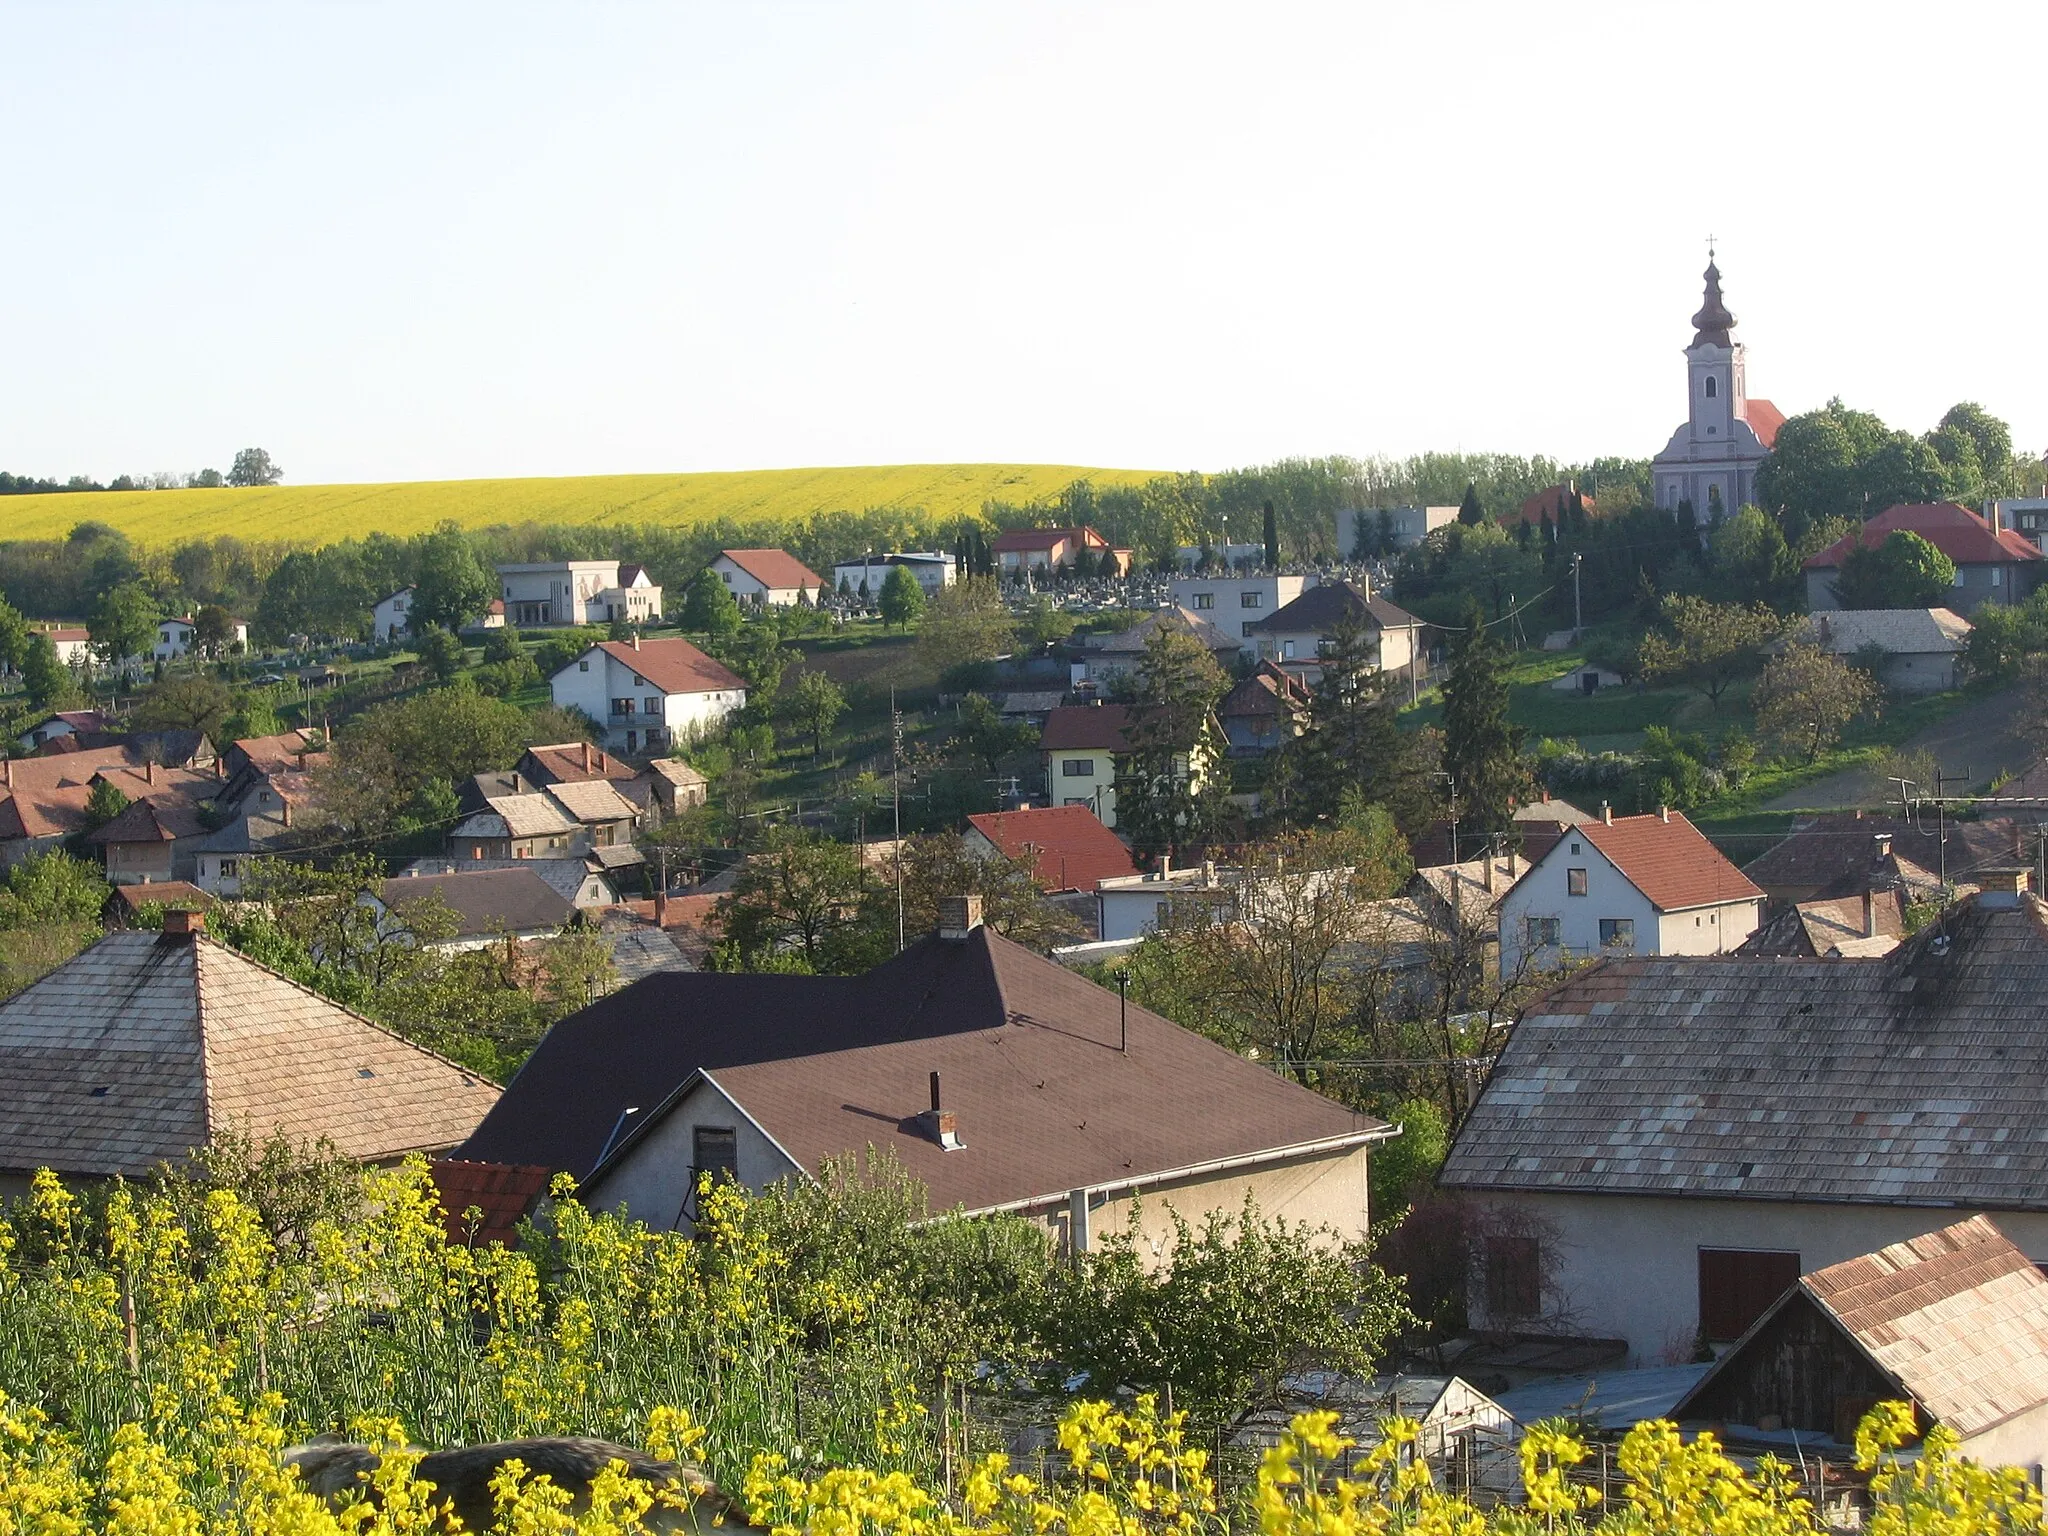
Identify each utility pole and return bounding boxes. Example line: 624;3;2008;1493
891;687;905;953
1932;766;1971;890
1571;552;1583;638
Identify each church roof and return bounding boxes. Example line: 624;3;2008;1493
1742;398;1785;450
1691;258;1736;346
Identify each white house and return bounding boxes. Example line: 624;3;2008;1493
1169;573;1315;655
831;552;954;599
547;636;747;756
152;616;248;660
497;561;663;628
1497;805;1764;975
1334;506;1458;557
372;587;415;642
1443;876;2048;1373
38;627;91;666
709;549;824;606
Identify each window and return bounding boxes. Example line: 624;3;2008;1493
1954;568;1967;586
693;1126;738;1186
1485;1235;1542;1320
1062;797;1090;807
1569;841;1581;854
1704;376;1717;399
218;859;239;879
1240;592;1262;608
1567;868;1588;897
1192;593;1214;610
1698;1248;1799;1341
1282;640;1296;658
1526;916;1560;947
1062;758;1095;777
1598;917;1635;948
1993;567;2003;586
578;660;590;672
1243;622;1258;638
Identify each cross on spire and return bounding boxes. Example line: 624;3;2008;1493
1705;232;1717;258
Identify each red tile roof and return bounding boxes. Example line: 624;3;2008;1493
589;638;746;696
428;1159;552;1246
1743;397;1786;450
967;805;1139;893
993;525;1112;553
717;548;823;591
1509;485;1599;526
1577;811;1765;912
1039;704;1134;752
520;742;638;785
1803;502;2043;571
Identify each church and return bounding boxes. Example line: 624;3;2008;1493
1650;254;1785;518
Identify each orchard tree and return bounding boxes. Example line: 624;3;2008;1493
226;448;284;487
879;564;925;630
1636;594;1783;710
21;635;76;709
90;582;161;668
134;673;235;737
682;569;742;638
780;668;847;758
417;629;467;681
953;692;1035;776
1753;638;1879;760
915;577;1014;679
715;828;870;971
193;604;240;656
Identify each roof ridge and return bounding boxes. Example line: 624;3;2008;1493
192;937;219;1146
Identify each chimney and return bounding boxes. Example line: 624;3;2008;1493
1484;852;1497;893
1659;804;1671;823
1863;890;1878;939
146;760;157;785
1601;801;1614;825
282;802;293;828
3;760;11;788
1983;868;2031;898
1159;852;1172;879
1203;859;1217;888
632;634;642;651
162;908;204;938
582;741;592;771
407;866;418;877
919;1071;964;1150
937;894;983;940
654;886;668;926
1874;832;1892;861
1361;572;1372;603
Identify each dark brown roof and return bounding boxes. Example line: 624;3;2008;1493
429;1159;552;1246
588;638;746;696
468;926;1383;1194
1576;811;1764;911
379;868;577;938
520;742;637;786
1093;607;1239;656
1219;662;1310;722
1040;704;1134;752
717;548;823;590
1250;581;1421;636
1736;888;1905;957
966;805;1138;892
1743;814;2035;898
1509;484;1600;526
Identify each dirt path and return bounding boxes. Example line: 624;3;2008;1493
1763;688;2037;810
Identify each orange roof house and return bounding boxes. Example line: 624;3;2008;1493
965;804;1139;894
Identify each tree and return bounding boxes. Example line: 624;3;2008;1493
1438;605;1527;835
0;850;109;1000
1834;530;1957;610
1288;616;1435;832
83;778;131;833
1110;624;1230;861
190;468;224;488
417;628;467;681
21;634;76;710
780;669;847;758
225;448;283;487
1261;499;1280;569
1752;638;1879;760
1018;597;1075;652
91;582;161;666
1707;505;1798;608
409;525;491;633
1456;482;1485;526
681;569;742;638
481;626;525;665
715;829;870;970
192;604;239;656
1935;401;2018;497
878;564;925;631
915;577;1013;681
1636;594;1782;710
953;692;1034;776
887;832;1082;952
315;687;527;835
134;673;234;737
0;596;31;673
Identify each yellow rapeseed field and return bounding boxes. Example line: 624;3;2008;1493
0;463;1162;546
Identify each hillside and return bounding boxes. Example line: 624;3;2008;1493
0;462;1163;545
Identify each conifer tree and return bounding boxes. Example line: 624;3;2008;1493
1440;602;1529;837
1111;625;1230;860
1287;613;1436;832
1457;483;1485;526
1262;500;1280;569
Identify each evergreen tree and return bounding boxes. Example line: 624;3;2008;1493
1375;508;1395;557
22;634;74;709
1537;507;1554;551
1439;602;1529;837
879;564;925;630
1568;487;1588;533
1457;483;1485;526
1262;500;1280;569
1514;518;1533;551
1110;625;1230;861
1288;615;1436;832
681;568;742;637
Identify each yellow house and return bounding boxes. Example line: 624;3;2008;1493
1038;702;1218;831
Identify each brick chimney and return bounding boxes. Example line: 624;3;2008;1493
1600;801;1613;825
162;908;204;938
1874;833;1892;861
282;801;292;828
918;1071;964;1150
937;894;983;940
145;760;157;786
632;634;642;651
1863;890;1878;939
582;741;592;771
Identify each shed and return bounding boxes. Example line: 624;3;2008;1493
1549;663;1624;694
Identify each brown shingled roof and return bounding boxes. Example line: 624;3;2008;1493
1039;704;1134;752
1577;811;1764;912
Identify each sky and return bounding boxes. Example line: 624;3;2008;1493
3;1;2043;488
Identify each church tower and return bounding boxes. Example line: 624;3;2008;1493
1651;253;1782;522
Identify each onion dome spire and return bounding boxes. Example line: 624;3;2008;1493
1690;252;1736;346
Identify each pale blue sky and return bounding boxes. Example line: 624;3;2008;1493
3;2;2041;486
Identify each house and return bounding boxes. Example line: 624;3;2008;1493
460;897;1394;1249
964;804;1139;895
400;857;619;911
449;791;582;862
1511;484;1602;529
993;525;1129;580
999;690;1065;729
1037;703;1218;832
0;746;160;867
1077;607;1240;686
427;1160;554;1247
496;560;664;627
541;778;641;850
86;792;216;887
1735;886;1905;958
1408;795;1591;870
1171;541;1267;571
1497;805;1764;973
831;552;954;598
1990;496;2048;556
1549;663;1624;695
1248;580;1424;688
1795;607;1972;693
1218;662;1309;755
105;880;214;927
1407;849;1528;934
35;626;91;666
17;710;108;750
191;805;298;897
43;729;216;770
1169;574;1315;654
1803;503;2043;613
546;637;747;756
641;758;709;815
152;615;247;659
1335;507;1458;557
371;587;415;642
0;912;499;1195
1670;1216;2048;1468
518;740;637;789
1440;873;2048;1362
375;867;579;949
708;549;823;606
1742;813;2034;908
461;599;507;633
